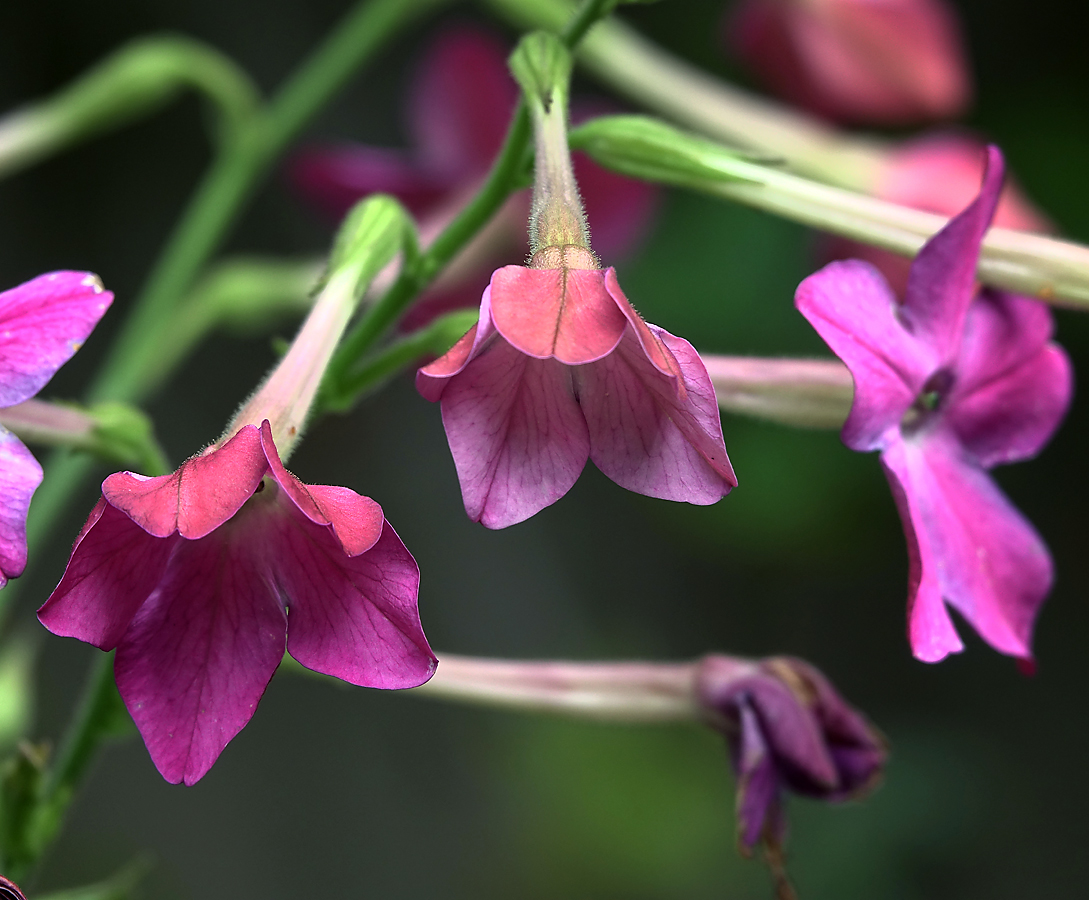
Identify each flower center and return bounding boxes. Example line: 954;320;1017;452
901;369;953;436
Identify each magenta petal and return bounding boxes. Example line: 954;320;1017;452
882;432;1050;661
37;500;178;649
0;271;112;408
578;327;736;503
900;146;1004;360
0;429;42;586
439;338;589;529
796;259;934;451
281;514;435;688
114;532;287;785
735;697;782;851
104;425;267;539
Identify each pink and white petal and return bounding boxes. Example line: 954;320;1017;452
900;147;1003;361
578;327;736;504
0;272;112;408
439;340;589;528
37;499;177;649
883;432;1050;661
259;421;383;556
489;267;627;365
796;259;933;451
113;532;287;785
0;430;41;586
279;515;435;688
103;425;267;539
417;286;497;402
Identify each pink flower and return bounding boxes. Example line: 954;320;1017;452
796;147;1072;663
417;255;737;529
0;271;112;589
726;0;971;124
38;420;436;785
290;26;657;329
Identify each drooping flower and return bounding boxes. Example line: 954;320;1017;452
39;420;436;785
796;146;1072;662
725;0;971;125
0;271;112;588
289;25;657;330
696;654;886;853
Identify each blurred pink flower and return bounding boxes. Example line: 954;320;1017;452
797;147;1072;663
39;420;435;785
726;0;971;124
0;271;112;589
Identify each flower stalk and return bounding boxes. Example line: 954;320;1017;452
705;356;854;428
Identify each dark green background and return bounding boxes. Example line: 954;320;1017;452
0;1;1086;897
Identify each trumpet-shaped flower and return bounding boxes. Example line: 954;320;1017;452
0;271;112;588
418;256;736;528
797;147;1072;662
39;420;436;785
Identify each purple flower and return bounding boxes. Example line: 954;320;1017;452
0;271;112;589
696;655;886;853
796;147;1072;662
39;420;436;785
0;875;26;900
417;256;737;529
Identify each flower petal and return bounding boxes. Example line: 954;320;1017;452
438;338;589;529
103;425;267;539
489;266;627;365
578;325;736;504
0;271;112;408
0;429;41;586
416;287;498;403
280;515;435;688
37;499;177;649
113;531;287;785
734;697;782;852
881;431;1051;662
946;292;1072;466
900;146;1004;361
796;259;933;451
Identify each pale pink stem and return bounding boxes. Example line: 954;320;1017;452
0;398;95;445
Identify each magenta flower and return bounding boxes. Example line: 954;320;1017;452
796;147;1072;662
697;655;886;852
39;420;436;785
725;0;971;124
417;257;737;528
0;271;112;589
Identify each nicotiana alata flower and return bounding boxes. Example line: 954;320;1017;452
797;147;1072;662
0;271;112;588
725;0;971;124
417;33;734;529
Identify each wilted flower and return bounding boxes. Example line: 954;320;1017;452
725;0;971;124
0;271;112;588
797;147;1072;662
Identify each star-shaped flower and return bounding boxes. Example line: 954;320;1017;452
39;420;436;784
796;147;1072;662
0;271;112;589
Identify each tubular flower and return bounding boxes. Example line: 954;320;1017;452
0;271;112;588
725;0;971;124
796;147;1072;662
417;254;736;528
39;420;436;785
697;655;886;853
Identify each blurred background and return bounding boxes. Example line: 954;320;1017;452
0;0;1087;897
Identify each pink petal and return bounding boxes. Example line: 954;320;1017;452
795;259;934;451
438;338;589;529
881;432;1051;662
37;499;178;649
735;698;782;851
279;514;435;688
577;326;736;504
489;266;628;365
103;425;267;539
0;429;42;586
0;272;112;408
947;292;1072;466
900;146;1004;362
259;421;384;556
113;531;288;785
